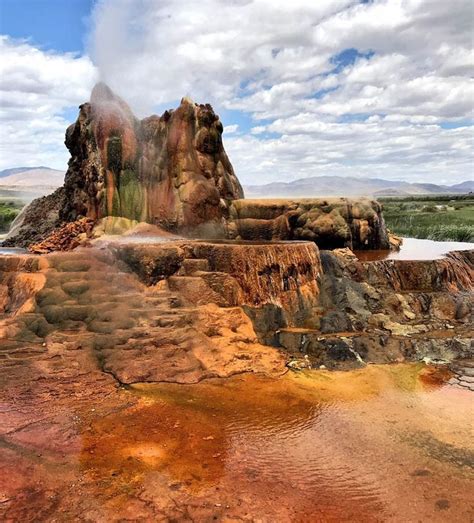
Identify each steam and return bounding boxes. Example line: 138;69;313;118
89;0;231;116
88;0;344;116
87;0;474;187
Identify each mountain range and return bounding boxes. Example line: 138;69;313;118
243;176;474;198
0;166;472;198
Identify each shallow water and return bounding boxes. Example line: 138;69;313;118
355;237;474;261
0;246;26;255
80;364;473;521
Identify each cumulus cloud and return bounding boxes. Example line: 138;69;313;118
0;0;472;185
89;0;354;114
88;0;473;184
225;120;473;185
89;0;353;113
0;36;97;170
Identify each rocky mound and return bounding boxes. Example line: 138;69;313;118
228;198;389;249
3;83;390;251
2;187;65;248
5;83;243;247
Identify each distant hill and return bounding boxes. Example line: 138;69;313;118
0;167;64;188
450;180;474;191
244;176;474;198
0;167;42;178
0;167;471;199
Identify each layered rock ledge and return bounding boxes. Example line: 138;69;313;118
279;249;473;369
0;239;322;385
1;241;472;386
228;198;389;249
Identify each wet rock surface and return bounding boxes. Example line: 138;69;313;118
0;245;287;385
448;360;474;391
278;248;473;369
1;241;472;379
0;238;472;521
228;198;390;250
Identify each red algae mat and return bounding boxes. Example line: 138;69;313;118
1;364;473;522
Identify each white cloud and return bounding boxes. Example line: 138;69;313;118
225;120;473;185
0;36;97;171
89;0;354;114
1;0;472;185
88;0;473;185
224;124;239;134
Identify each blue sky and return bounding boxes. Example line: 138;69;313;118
0;0;258;134
0;0;472;185
0;0;93;53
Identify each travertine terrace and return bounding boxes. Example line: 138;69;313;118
1;82;472;372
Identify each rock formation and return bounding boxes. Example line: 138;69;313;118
5;83;243;247
1;240;472;383
1;81;471;375
228;198;389;249
278;248;473;369
3;83;390;251
0;244;290;384
1;84;472;523
62;83;243;230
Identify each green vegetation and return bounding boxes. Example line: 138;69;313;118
0;199;23;232
380;195;474;242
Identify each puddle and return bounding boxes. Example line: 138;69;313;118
78;364;473;521
355;237;474;261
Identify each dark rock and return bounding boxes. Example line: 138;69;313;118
3;188;65;248
326;339;357;361
320;311;353;334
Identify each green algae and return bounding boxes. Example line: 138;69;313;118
117;168;144;221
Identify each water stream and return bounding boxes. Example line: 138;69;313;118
0;246;26;255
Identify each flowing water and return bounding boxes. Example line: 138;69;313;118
80;364;473;521
354;237;474;261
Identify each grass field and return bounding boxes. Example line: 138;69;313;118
380;195;474;242
0;199;23;232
